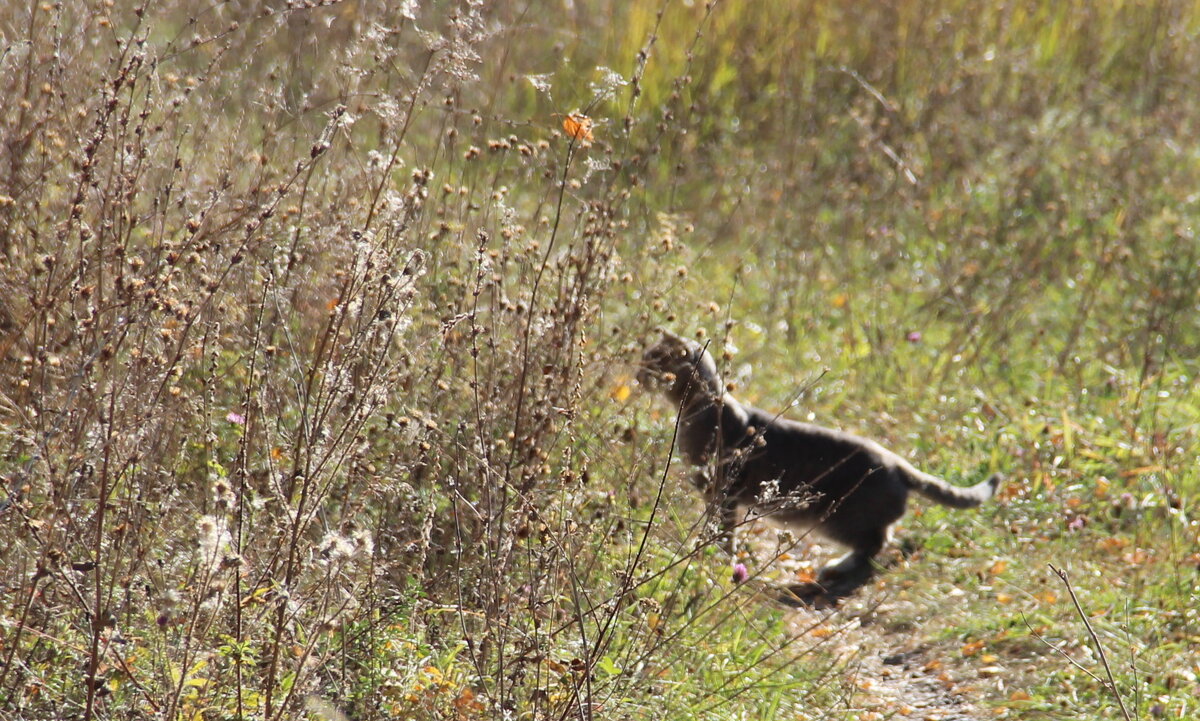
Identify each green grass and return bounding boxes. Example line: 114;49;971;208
1;1;1199;719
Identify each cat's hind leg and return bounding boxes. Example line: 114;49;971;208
817;524;886;590
777;526;887;608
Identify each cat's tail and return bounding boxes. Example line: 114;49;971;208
902;466;1002;509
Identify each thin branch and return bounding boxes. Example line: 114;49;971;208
1049;564;1134;721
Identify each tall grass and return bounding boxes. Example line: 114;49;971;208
2;1;1199;719
0;2;826;718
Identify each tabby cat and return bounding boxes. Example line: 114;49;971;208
638;330;1001;606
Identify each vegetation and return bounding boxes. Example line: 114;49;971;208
1;1;1197;719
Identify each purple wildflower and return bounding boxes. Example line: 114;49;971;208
731;563;749;584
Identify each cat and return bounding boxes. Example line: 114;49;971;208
638;330;1001;606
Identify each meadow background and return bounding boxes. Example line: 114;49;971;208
1;1;1198;719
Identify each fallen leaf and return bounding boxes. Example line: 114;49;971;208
1122;548;1151;566
1121;465;1164;478
961;640;985;656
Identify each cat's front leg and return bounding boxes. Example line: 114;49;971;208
693;468;737;554
714;497;738;555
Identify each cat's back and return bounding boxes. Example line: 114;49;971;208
744;405;896;466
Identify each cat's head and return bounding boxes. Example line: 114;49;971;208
638;330;722;403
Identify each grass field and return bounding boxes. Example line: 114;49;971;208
2;1;1198;719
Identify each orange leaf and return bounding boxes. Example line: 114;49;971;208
453;687;476;709
562;113;594;143
961;640;985;656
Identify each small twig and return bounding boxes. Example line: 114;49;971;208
1049;564;1135;721
1021;613;1106;687
827;65;918;186
830;65;899;114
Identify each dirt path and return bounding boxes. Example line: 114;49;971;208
840;617;984;721
784;600;989;720
751;535;998;719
